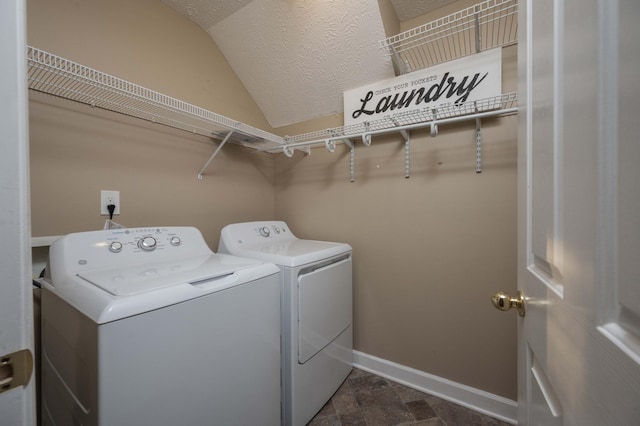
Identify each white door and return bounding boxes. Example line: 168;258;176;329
512;0;640;424
0;0;36;425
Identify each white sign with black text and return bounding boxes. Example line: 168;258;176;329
343;48;502;126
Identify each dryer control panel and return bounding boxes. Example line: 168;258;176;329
256;223;288;239
220;221;297;248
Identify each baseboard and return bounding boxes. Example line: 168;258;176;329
352;350;518;425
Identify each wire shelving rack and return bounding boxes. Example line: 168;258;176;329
380;0;517;74
26;0;518;179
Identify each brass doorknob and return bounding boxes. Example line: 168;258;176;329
491;291;525;317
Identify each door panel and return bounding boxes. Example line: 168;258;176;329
530;0;564;296
529;348;562;426
598;0;640;364
518;0;640;424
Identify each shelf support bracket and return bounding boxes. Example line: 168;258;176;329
402;130;410;178
349;145;355;183
475;117;482;173
474;5;482;54
389;44;411;75
198;130;234;179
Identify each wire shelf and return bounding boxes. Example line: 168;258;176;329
26;46;285;150
27;38;518;169
380;0;517;73
283;92;517;148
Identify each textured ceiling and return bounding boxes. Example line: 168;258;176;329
389;0;459;22
161;0;459;128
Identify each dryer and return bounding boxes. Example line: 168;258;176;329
218;221;353;426
41;226;281;426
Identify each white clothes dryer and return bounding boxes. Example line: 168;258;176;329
41;226;281;426
218;221;353;426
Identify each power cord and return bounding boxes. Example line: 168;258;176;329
103;202;124;230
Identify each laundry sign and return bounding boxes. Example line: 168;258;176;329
343;48;502;126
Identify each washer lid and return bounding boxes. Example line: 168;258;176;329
232;239;351;267
77;254;261;296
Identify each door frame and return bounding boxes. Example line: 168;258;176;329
0;0;36;424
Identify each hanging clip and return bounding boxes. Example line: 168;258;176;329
430;121;438;137
325;139;336;153
400;130;409;144
362;122;372;146
283;146;295;158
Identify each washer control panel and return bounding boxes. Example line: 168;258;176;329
51;226;213;276
103;228;187;254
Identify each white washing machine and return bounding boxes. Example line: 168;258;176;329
218;221;353;426
40;226;281;426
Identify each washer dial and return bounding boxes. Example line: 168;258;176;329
138;236;157;251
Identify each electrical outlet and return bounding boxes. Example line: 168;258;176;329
100;190;120;216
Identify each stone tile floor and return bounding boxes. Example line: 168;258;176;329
308;368;512;426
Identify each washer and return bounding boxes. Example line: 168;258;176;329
218;221;353;426
40;226;281;426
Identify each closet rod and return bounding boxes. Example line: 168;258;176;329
361;107;517;143
260;106;518;154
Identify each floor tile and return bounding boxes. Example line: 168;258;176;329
308;368;512;426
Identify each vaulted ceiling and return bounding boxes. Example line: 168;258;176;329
161;0;458;128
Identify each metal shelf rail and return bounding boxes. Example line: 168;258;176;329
380;0;517;75
26;46;286;178
263;92;518;180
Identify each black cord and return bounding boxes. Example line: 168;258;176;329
107;204;116;220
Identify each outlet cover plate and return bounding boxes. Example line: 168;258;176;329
100;190;120;215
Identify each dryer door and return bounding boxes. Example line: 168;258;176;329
298;256;352;364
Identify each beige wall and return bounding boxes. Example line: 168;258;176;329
274;4;519;398
29;95;274;248
27;0;276;248
275;118;517;399
27;0;273;132
28;0;518;401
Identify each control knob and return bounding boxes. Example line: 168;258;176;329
138;236;157;251
259;227;271;237
109;241;123;253
170;236;181;246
